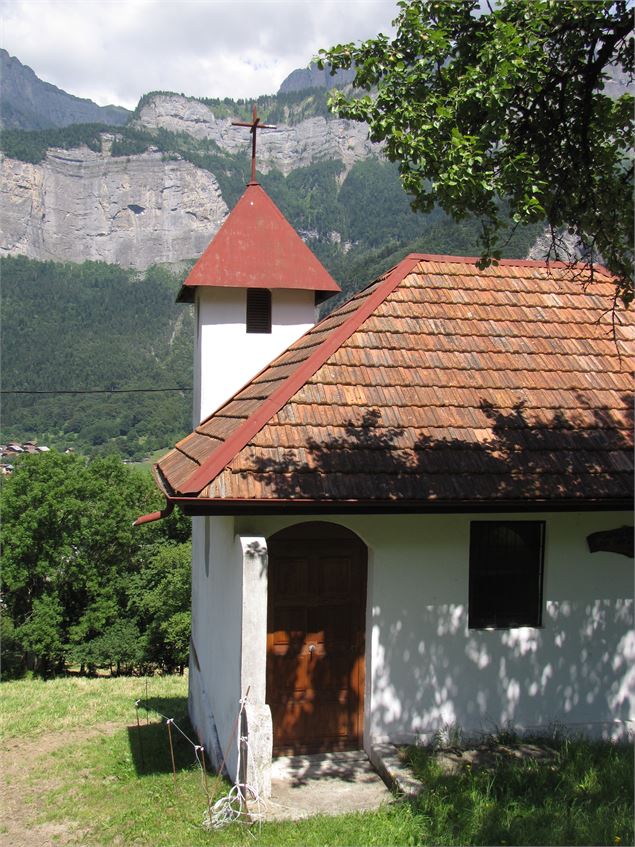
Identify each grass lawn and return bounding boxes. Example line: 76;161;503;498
405;734;633;847
1;673;633;846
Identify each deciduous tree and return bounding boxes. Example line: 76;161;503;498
0;451;190;677
319;0;633;303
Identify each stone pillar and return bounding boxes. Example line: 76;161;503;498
236;535;273;797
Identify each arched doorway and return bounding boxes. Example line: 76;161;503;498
266;522;368;755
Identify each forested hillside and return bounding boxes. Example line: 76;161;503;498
1;208;543;459
1;257;193;459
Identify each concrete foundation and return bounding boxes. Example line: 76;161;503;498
268;751;392;821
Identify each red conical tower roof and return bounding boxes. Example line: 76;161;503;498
178;182;340;302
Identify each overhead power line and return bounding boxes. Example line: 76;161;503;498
1;387;193;395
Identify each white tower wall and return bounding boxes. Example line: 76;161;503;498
192;287;317;425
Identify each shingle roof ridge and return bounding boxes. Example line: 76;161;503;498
409;253;613;275
221;467;629;479
168;254;422;495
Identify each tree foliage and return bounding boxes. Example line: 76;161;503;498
127;543;192;671
318;0;634;304
0;123;106;163
0;451;191;677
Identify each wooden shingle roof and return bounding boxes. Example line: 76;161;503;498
156;254;634;513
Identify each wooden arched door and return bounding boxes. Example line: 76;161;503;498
266;522;367;755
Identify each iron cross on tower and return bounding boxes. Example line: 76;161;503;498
232;105;276;184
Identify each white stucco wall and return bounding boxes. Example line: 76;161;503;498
235;510;634;745
189;516;272;792
189;515;242;775
192;288;316;424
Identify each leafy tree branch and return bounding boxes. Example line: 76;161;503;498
318;0;634;304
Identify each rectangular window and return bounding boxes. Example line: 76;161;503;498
246;288;272;334
468;521;545;629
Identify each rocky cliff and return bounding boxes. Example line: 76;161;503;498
0;49;131;130
0;145;228;269
0;92;384;269
135;94;380;176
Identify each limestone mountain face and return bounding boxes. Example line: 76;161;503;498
0;145;228;269
0;92;383;269
136;94;381;176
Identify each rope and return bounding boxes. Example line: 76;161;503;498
202;692;266;830
135;689;267;830
135;699;198;747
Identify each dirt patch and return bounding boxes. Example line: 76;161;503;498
1;721;120;847
433;741;558;775
399;739;559;778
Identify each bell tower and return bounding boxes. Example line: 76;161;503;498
177;107;340;425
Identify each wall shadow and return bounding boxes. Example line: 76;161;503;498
127;695;195;776
368;596;634;745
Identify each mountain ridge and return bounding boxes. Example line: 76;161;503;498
0;49;131;130
278;63;356;93
0;52;351;133
0;54;551;277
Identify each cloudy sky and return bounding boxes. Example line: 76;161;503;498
0;0;397;109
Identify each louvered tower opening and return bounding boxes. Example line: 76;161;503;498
246;288;272;333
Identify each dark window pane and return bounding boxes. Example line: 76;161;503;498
469;521;544;628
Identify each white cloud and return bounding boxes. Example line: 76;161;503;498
0;0;396;108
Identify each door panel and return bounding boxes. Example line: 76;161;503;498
266;527;367;755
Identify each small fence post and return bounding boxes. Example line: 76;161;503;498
134;700;145;770
166;719;178;790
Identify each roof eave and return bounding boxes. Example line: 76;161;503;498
158;494;634;517
176;280;340;304
176;286;195;304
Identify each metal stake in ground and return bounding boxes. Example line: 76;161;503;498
166;719;178;790
134;700;145;770
198;745;213;824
